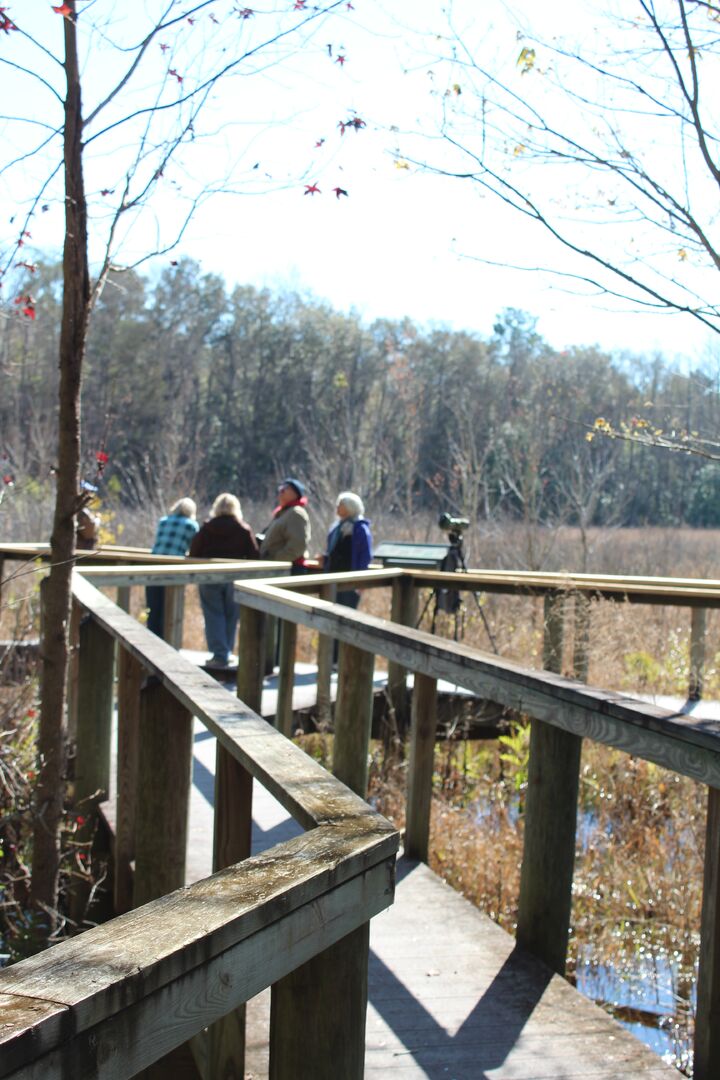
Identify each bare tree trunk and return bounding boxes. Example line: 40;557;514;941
31;2;89;919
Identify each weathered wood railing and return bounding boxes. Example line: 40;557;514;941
232;568;720;1080
0;570;398;1080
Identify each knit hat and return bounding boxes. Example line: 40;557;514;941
280;477;305;498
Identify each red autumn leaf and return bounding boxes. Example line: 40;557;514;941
22;305;36;320
160;42;169;52
26;707;36;718
346;2;354;8
294;0;306;8
314;138;325;148
0;11;17;32
17;262;37;273
3;474;14;485
304;183;320;195
187;16;195;24
238;7;253;17
169;68;183;84
52;3;73;17
76;815;86;826
100;188;113;196
333;187;349;199
336;54;346;66
96;450;109;465
346;115;365;131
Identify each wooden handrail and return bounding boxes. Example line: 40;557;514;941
0;572;398;1079
232;570;720;1080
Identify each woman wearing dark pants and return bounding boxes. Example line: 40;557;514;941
190;493;259;668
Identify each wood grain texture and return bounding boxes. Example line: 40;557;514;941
516;718;583;975
404;674;437;863
0;836;394;1079
270;923;370;1080
691;607;707;701
75;615;115;804
133;679;193;908
276;619;297;737
232;577;720;785
315;583;335;728
695;784;720;1080
333;642;375;798
114;646;144;914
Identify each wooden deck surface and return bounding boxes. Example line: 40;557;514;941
187;719;677;1079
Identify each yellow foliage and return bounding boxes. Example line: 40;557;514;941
517;46;536;74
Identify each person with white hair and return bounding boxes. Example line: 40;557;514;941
146;497;199;638
324;491;373;610
190;493;259;668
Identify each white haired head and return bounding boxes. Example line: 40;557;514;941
336;491;364;518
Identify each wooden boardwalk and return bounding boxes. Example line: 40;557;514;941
188;717;677;1079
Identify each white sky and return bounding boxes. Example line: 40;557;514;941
1;0;717;364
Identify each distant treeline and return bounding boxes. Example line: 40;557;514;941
3;258;720;528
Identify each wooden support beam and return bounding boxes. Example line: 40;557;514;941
316;584;335;729
695;785;720;1080
542;592;565;673
66;598;82;743
116;585;131;613
71;615;115;922
572;592;591;683
162;584;185;648
114;647;144;915
516;717;582;975
333;641;375;798
405;673;437;862
74;616;115;807
518;591;581;975
276;619;297;737
206;742;254;1079
269;923;370;1080
133;678;193;908
387;576;418;734
237;606;266;714
690;607;707;701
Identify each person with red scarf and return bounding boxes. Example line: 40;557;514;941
259;478;311;572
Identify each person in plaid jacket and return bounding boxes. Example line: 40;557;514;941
146;497;198;637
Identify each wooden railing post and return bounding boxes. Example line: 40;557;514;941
316;583;335;728
203;603;265;1077
695;785;720;1080
333;640;375;798
690;606;707;701
518;590;581;975
71;614;115;921
572;591;591;683
74;615;114;810
114;646;144;915
387;574;418;734
133;677;193;908
542;591;565;673
66;598;82;743
270;923;370;1080
276;619;297;737
162;583;185;648
405;673;437;862
237;605;266;713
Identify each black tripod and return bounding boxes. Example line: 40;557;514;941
417;530;498;652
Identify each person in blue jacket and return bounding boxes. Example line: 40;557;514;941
324;491;372;609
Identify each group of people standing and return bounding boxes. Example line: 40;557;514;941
146;479;372;669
